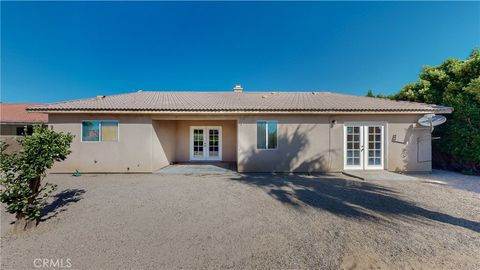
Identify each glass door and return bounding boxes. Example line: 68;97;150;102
365;126;384;170
207;128;221;160
344;124;384;170
190;126;222;161
191;128;205;160
345;126;363;169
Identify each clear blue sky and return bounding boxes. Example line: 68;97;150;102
1;1;479;103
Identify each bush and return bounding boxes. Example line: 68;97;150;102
373;49;480;174
0;125;73;231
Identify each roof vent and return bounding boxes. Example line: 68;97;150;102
233;84;243;93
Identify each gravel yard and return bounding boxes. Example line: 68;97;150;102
1;172;479;269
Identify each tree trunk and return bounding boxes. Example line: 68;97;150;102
13;176;42;233
13;213;37;233
29;176;41;201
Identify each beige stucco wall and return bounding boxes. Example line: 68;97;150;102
48;115;237;173
334;114;432;172
237;114;432;173
49;114;154;173
174;120;237;162
152;120;177;171
48;113;432;173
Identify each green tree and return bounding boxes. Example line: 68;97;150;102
365;89;394;99
1;125;73;232
366;89;374;97
392;49;480;173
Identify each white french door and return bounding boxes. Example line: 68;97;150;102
344;124;384;170
190;126;222;161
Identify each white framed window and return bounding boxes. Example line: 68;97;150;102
257;120;278;149
81;120;119;142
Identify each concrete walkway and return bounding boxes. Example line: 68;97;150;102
343;170;421;181
155;162;237;175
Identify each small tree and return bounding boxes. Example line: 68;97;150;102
0;125;73;232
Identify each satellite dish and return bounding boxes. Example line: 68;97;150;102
418;114;447;132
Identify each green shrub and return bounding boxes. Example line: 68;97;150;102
0;125;73;231
372;49;480;174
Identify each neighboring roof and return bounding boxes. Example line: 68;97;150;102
0;103;48;124
27;91;453;114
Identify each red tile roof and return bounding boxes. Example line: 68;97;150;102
27;91;453;114
0;103;48;123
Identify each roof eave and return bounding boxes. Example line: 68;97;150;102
26;108;454;114
0;121;47;125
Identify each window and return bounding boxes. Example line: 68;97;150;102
101;122;119;142
16;126;33;136
257;121;277;149
82;121;118;142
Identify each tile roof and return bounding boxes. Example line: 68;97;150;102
27;91;453;113
1;103;48;123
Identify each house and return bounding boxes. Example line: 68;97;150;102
1;103;48;152
0;103;48;136
27;86;453;173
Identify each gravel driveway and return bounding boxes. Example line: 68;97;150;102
1;172;479;269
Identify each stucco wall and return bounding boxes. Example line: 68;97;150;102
49;114;154;173
174;120;237;162
49;115;237;173
48;113;432;173
152;120;177;170
334;114;432;172
237;114;432;173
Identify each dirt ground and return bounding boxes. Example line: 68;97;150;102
1;171;479;269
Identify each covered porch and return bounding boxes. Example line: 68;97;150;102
152;117;238;171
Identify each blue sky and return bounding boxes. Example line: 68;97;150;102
1;2;479;103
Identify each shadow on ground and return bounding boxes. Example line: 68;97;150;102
39;189;86;222
231;173;480;233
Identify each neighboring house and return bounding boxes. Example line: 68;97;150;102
0;103;48;152
0;103;48;135
27;86;453;173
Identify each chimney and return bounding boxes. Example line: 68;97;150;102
233;84;243;93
